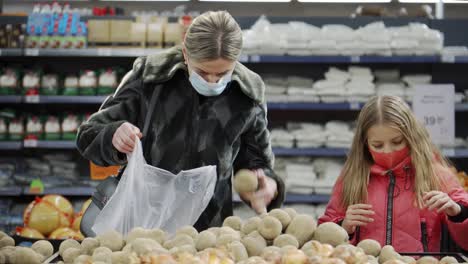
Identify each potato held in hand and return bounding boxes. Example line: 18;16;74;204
234;169;258;193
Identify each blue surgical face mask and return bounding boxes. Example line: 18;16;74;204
188;69;232;97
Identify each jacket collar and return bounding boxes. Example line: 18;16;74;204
370;156;413;178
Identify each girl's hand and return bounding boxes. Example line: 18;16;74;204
424;191;461;217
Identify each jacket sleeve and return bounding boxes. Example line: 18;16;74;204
318;178;346;225
76;58;146;167
233;103;285;211
440;168;468;250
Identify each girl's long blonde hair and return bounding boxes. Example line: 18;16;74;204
340;95;449;209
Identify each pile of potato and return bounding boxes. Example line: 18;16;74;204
1;207;465;264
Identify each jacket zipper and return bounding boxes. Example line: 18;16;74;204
420;218;429;252
386;170;396;245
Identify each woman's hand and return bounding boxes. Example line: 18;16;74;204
424;191;461;217
239;169;277;215
341;204;375;234
112;122;142;154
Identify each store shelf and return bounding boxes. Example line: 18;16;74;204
268;102;364;110
269;102;468;111
233;193;330;204
23;186;94;196
0;186;23;197
273;147;349;157
23;140;76;149
0;141;22;150
23;48;164;57
455;56;468;63
0;96;22;103
273;147;468;158
0;49;22;57
23;95;108;104
245;54;441;63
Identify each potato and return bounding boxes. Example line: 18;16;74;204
32;240;54;259
163;234;194;249
401;256;416;264
97;230;125;251
93;246;112;256
0;246;16;264
241;235;267;257
0;231;7;240
228;241;249;262
383;260;406;264
223;216;243;231
240;256;268;264
357;239;381;257
273;234;299;248
283;207;298;220
258;216;282;240
285;214;317;247
233;169;258;193
15;247;42;264
176;226;199;240
331;244;368;264
131;238;163;256
241;217;262;235
269;209;292;230
314;222;349;247
216;234;240;247
440;256;459;264
195;230;217;251
81;237;100;255
59;239;81;257
126;227;167;244
73;255;92;264
0;236;14;248
378;245;401;264
62;247;83;263
207;227;221;237
416;256;439;264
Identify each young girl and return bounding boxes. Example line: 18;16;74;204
319;95;468;253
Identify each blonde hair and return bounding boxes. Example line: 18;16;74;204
184;11;242;62
340;95;449;209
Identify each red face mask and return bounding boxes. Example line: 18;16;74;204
369;146;410;169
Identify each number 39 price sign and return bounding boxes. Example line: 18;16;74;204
413;84;455;146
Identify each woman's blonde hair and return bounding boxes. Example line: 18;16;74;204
184;11;242;62
340;95;449;209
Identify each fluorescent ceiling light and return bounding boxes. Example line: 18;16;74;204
398;0;468;3
299;0;390;2
199;0;291;2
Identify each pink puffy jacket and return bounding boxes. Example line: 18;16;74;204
318;156;468;252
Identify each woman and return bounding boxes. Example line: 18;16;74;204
318;96;468;252
77;11;285;232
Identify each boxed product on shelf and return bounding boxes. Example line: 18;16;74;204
0;68;20;95
78;70;97;96
62;114;80;140
22;71;40;96
110;20;133;44
146;20;165;48
8;118;24;141
26;3;87;49
87;20;110;44
97;69;118;95
130;22;147;47
25;116;44;140
40;74;59;96
44;116;61;140
0;23;26;49
63;75;79;96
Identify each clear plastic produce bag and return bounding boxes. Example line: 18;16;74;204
92;139;216;236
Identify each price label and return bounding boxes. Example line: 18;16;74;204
25;49;39;56
25;95;40;103
441;54;455;63
97;48;112;56
442;148;456;157
239;54;249;63
349;102;361;110
250;55;260;63
413;84;455;146
24;139;38;148
350;56;360;63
